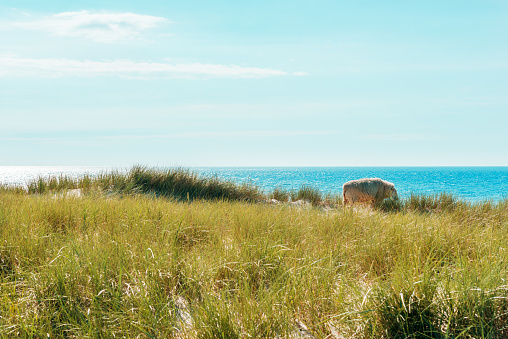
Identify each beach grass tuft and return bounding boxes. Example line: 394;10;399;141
270;187;291;202
293;184;322;206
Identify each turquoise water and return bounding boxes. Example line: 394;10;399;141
196;167;508;202
1;166;507;202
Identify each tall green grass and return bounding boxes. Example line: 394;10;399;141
1;167;508;337
269;185;330;206
24;167;339;206
26;166;263;202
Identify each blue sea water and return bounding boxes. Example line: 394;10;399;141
0;166;507;202
197;167;508;202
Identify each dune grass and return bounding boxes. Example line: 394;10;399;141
25;166;264;202
23;166;338;207
1;167;508;338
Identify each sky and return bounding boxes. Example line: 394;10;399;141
1;0;507;167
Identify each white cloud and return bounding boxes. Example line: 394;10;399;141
0;56;303;78
11;10;168;43
362;134;442;141
0;130;333;142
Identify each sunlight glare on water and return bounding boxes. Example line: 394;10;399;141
0;166;115;188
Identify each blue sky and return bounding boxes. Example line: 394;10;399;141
1;0;507;166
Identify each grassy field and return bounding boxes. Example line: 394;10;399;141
1;167;508;338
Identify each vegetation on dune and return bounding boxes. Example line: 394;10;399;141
377;193;460;214
25;165;264;202
22;166;339;206
1;167;508;338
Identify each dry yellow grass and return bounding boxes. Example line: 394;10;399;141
1;169;508;338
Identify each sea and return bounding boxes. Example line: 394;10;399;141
0;166;507;203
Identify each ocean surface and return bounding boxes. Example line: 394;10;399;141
1;166;507;202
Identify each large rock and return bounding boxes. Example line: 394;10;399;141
343;178;398;206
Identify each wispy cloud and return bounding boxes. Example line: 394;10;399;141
0;56;303;78
362;134;442;141
1;130;334;142
10;10;168;43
